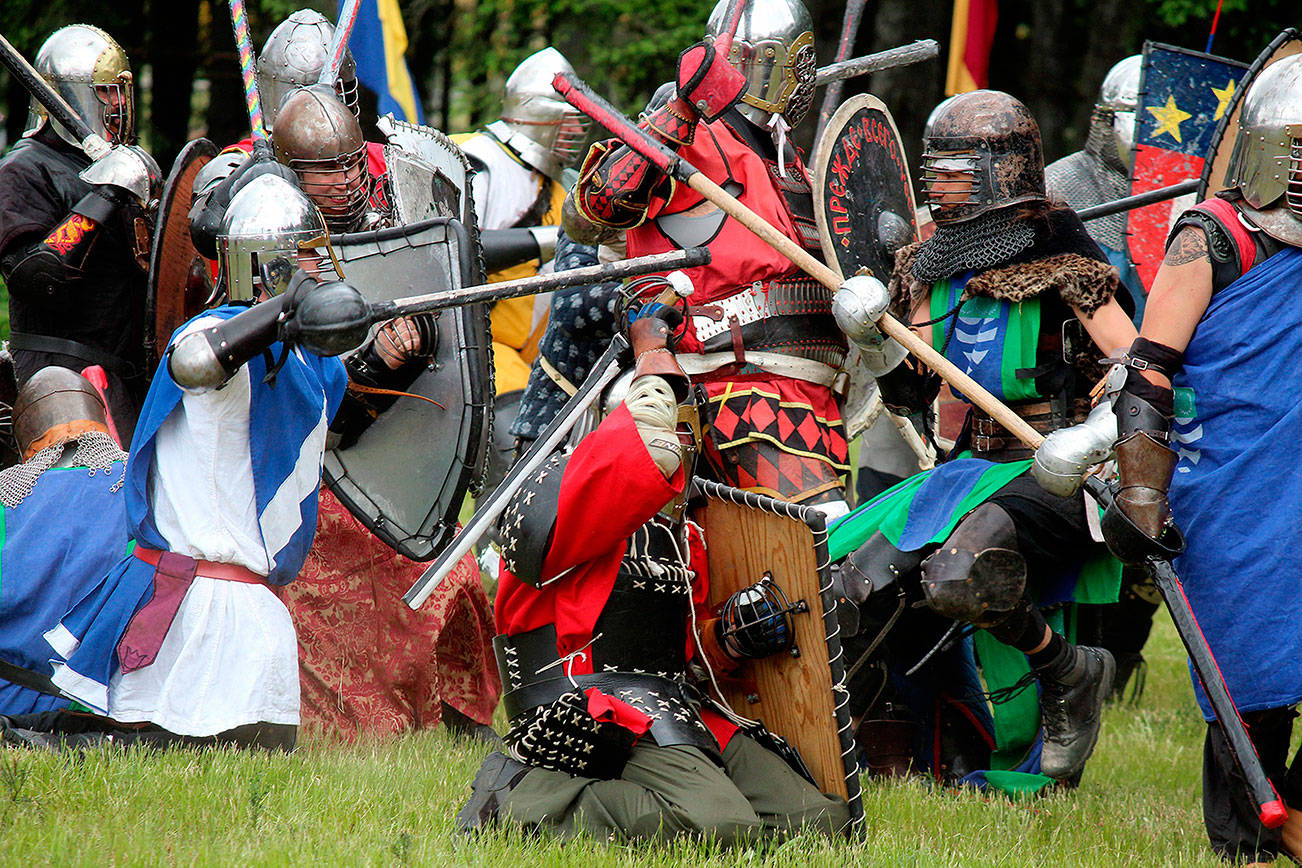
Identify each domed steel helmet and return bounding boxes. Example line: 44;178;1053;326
1224;53;1302;245
26;25;134;147
706;0;817;128
488;47;591;181
1082;54;1143;171
257;9;359;131
272;86;371;232
920;90;1046;225
217;174;336;302
12;367;109;461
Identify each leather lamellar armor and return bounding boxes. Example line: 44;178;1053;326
494;449;717;758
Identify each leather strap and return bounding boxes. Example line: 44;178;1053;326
132;546;267;584
9;331;134;378
677;350;839;387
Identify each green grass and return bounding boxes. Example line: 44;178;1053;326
0;612;1228;866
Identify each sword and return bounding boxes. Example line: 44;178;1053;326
1077;178;1199;222
226;0;270;151
404;333;629;608
319;0;363;89
552;71;1046;452
814;0;872;143
1082;477;1287;830
814;41;940;88
0;31;112;160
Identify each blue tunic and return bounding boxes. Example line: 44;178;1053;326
1169;246;1302;719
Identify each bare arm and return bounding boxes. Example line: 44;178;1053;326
1071;296;1137;360
1136;225;1215;388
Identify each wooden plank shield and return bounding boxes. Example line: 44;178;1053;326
695;479;863;827
1199;29;1302;201
145;138;218;372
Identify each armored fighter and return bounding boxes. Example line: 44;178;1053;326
457;302;850;841
0;25;159;443
1102;49;1302;863
1045;56;1145;316
567;0;851;516
830;90;1137;784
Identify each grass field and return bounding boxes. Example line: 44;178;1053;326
0;609;1235;867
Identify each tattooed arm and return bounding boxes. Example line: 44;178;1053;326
1134;225;1215;389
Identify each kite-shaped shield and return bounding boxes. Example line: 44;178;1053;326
812;94;918;284
1126;43;1247;291
696;479;864;831
320;217;492;560
145;138;218;371
1200;29;1302;201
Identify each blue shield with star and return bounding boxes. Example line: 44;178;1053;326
1126;43;1247;292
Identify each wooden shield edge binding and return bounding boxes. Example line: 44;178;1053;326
1199;29;1302;201
695;479;865;831
146;138;219;371
811;93;918;282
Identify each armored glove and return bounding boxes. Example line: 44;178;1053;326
626;314;690;477
832;274;907;376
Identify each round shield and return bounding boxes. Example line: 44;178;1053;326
811;94;919;283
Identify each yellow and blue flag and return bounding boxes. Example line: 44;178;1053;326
345;0;425;124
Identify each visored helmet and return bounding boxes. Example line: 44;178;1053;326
489;47;591;181
706;0;817;128
1224;53;1302;244
26;25;134;147
920;90;1046;225
216;174;336;302
272;86;371;232
257;9;359;131
1091;55;1142;171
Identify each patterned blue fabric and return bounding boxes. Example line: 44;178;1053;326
1169;247;1302;719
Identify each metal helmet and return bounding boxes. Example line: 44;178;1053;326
26;25;134;147
216;174;333;302
706;0;818;128
489;48;591;181
257;9;360;132
1090;55;1142;171
12;367;109;461
273;86;371;232
920;90;1046;225
1224;53;1302;244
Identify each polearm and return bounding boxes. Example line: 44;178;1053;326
814;40;940;87
365;248;707;321
1082;477;1287;829
0;32;112;160
319;0;363;88
553;71;1045;450
814;0;871;143
1077;178;1199;222
227;0;270;150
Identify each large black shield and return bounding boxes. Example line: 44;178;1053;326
145;138;218;372
1200;29;1302;201
812;94;919;284
320;217;493;560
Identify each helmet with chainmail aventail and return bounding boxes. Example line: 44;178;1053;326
920;90;1046;226
706;0;817;129
26;25;134;147
257;9;359;131
1224;53;1302;246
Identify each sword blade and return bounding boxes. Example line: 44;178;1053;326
814;40;940;87
1077;178;1199;222
814;0;871;143
403;334;630;609
320;0;364;88
0;31;108;159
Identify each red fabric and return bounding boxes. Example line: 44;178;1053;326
962;0;999;90
700;705;740;748
585;688;652;735
625;118;812;356
1193;197;1256;277
281;487;500;740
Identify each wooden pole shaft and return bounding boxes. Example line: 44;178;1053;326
686;172;1046;450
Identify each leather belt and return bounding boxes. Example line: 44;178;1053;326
132;546;267;584
688;277;831;344
969;397;1092;461
9;331;136;378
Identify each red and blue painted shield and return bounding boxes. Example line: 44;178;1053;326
1127;43;1247;291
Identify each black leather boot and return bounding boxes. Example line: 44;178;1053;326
1037;644;1115;781
455;751;531;833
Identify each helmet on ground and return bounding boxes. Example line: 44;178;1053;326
26;25;134;147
